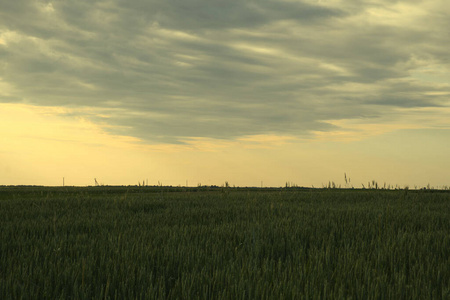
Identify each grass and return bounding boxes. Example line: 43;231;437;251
1;186;450;299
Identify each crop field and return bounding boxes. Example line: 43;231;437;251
1;186;450;299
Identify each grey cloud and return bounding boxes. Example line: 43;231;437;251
1;0;449;143
0;95;22;102
111;0;344;31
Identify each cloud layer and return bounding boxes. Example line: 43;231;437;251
1;0;449;144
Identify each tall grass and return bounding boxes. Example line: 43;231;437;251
1;187;450;299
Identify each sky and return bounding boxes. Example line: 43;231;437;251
0;0;449;188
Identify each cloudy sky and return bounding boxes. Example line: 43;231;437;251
1;0;449;187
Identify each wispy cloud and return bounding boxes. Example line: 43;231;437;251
1;0;449;144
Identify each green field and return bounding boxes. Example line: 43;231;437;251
1;186;450;299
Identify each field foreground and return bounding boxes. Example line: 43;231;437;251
1;186;450;299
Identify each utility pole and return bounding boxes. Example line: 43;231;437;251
63;177;65;187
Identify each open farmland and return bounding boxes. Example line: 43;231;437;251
1;186;450;299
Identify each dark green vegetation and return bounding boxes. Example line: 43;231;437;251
1;187;450;299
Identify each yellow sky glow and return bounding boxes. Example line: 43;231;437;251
1;103;448;188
